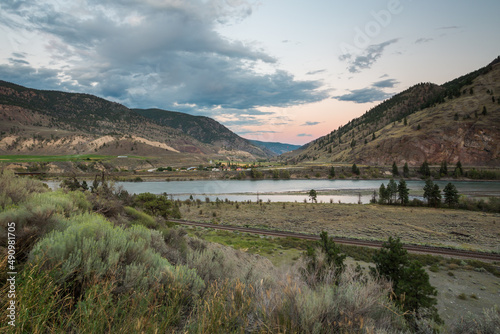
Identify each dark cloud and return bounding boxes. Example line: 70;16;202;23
8;58;30;65
340;39;399;73
0;63;77;91
12;52;27;58
297;133;312;137
372;78;399;88
0;0;328;115
332;87;392;104
415;37;433;44
301;121;320;126
306;69;326;75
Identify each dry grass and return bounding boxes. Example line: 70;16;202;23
180;201;500;253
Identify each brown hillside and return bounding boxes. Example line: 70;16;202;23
285;58;500;166
0;81;270;161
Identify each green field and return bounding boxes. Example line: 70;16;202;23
0;154;147;163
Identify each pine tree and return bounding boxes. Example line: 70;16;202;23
454;161;463;177
439;161;448;176
372;237;441;325
387;179;398;204
308;189;317;203
403;162;410;178
392;162;399;176
329;166;335;178
423;179;434;205
398;179;409;205
398;261;440;323
371;237;409;290
379;183;389;204
419;160;430;177
424;180;441;207
443;183;459;207
432;184;442;207
351;163;360;175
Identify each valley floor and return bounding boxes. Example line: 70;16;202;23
180;202;500;253
179;202;500;326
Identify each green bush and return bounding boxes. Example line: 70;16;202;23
0;170;48;209
29;213;204;295
0;262;194;333
124;206;157;228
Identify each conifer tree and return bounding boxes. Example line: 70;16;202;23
439;161;448;176
329;166;335;178
372;237;441;326
403;162;410;178
308;189;317;203
392;162;399;176
379;183;389;204
443;183;459;207
387;179;398;204
397;179;409;205
419;160;430;177
454;161;463;177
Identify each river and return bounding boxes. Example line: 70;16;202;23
46;179;500;204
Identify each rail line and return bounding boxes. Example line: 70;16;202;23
169;219;500;262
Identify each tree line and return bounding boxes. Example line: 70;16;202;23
376;178;459;208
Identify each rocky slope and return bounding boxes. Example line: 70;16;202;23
284;57;500;166
0;81;270;161
134;108;274;158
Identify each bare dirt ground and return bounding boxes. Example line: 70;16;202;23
180;202;500;253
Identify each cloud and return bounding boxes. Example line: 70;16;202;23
8;58;30;65
0;0;329;116
237;130;280;135
306;69;326;75
332;87;392;104
0;63;77;91
372;78;399;88
339;39;399;73
301;121;320;126
297;133;312;137
415;37;433;44
437;26;460;30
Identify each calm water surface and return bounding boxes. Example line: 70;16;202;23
47;180;500;203
47;179;500;204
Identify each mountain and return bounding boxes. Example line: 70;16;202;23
134;108;274;158
0;81;270;161
284;57;500;166
248;140;301;155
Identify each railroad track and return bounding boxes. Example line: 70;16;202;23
169;219;500;262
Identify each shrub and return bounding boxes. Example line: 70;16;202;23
124;206;157;228
449;307;500;334
0;190;91;263
29;213;204;296
0;170;48;209
134;192;173;218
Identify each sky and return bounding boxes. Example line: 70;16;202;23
1;0;499;145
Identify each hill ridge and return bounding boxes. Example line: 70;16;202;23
284;57;500;166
